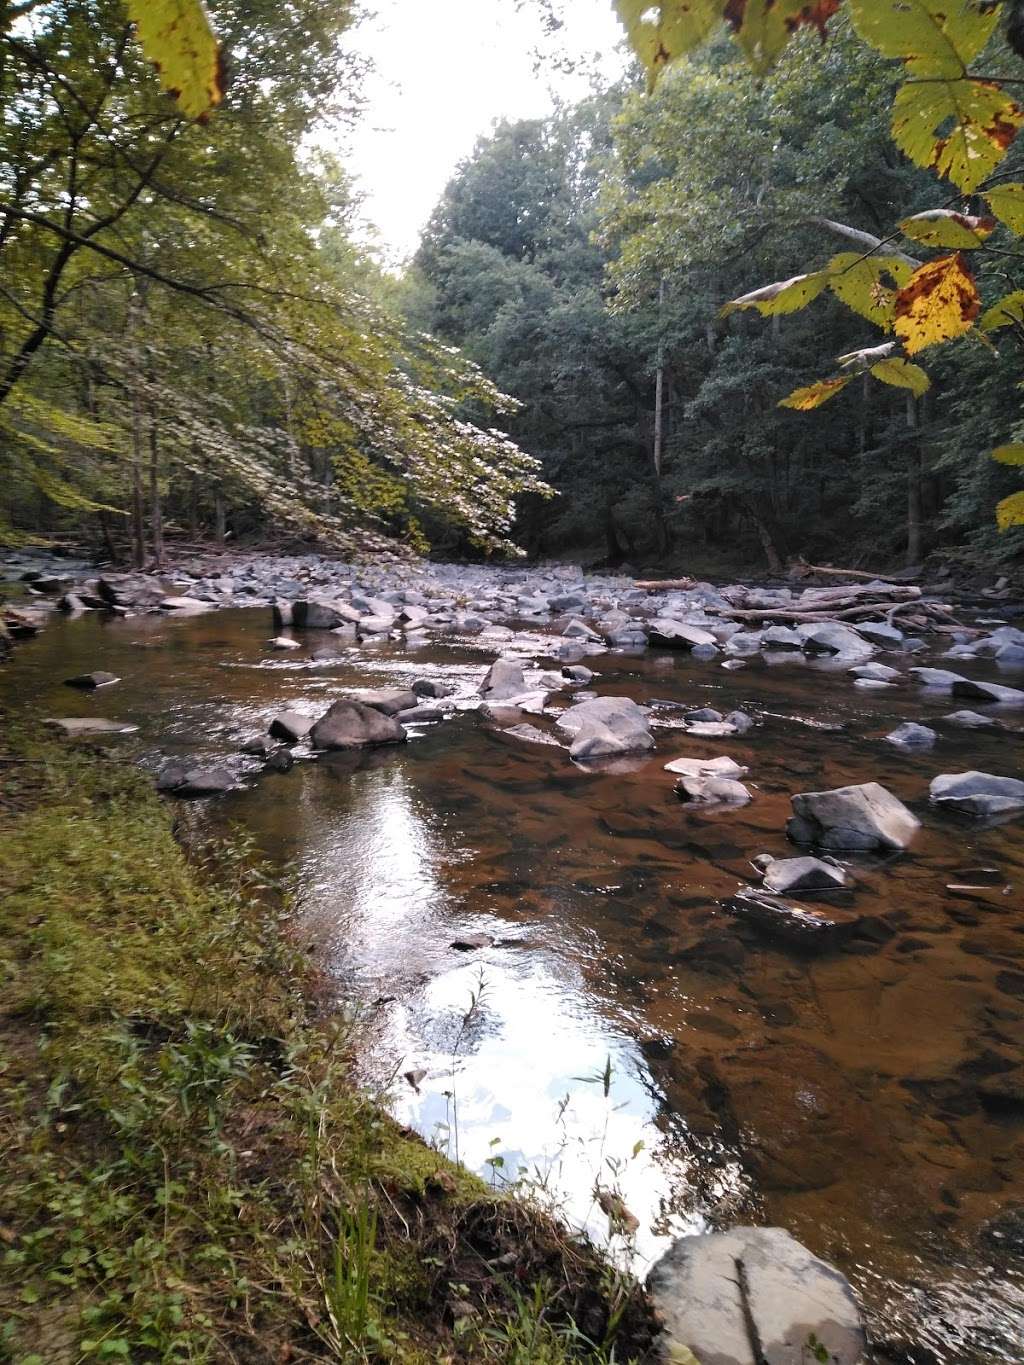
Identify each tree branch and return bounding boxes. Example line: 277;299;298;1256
807;216;921;267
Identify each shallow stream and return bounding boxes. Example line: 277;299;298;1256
3;602;1024;1362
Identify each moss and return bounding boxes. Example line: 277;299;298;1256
0;720;656;1364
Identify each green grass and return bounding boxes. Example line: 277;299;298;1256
0;720;655;1363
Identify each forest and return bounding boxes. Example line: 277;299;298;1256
2;0;1022;577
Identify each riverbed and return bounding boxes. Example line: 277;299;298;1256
3;589;1023;1363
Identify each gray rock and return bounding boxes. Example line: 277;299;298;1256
684;707;723;724
725;630;763;655
942;709;997;729
43;717;138;737
675;775;751;805
292;600;348;630
556;695;654;756
851;662;900;681
649;618;717;649
309;700;406;750
761;855;848;895
929;770;1024;817
729;888;861;951
501;722;561;747
885;722;937;749
761;625;804;649
664;755;748;779
263;747;294;773
798;622;874;658
691;641;719;660
647;1226;866;1365
854;621;904;646
159;765;236;797
562;616;601;640
268;711;316;742
357;615;396;636
267;636;300;650
568;719;639;761
357;687;418;715
480;658;527;700
412;677;457;699
561;664;594;685
789;781;920;852
910;666;966;691
64;671;120;690
951;677;1024;705
549;592;586;612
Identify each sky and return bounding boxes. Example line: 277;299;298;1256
340;0;628;263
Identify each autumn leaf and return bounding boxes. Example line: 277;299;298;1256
983;182;1024;233
869;357;932;395
891;79;1023;194
723;0;842;71
849;0;1001;73
826;253;915;332
893;253;979;354
899;208;996;248
996;490;1024;530
127;0;223;121
980;290;1024;332
613;0;720;83
779;376;851;409
992;443;1024;465
721;270;830;317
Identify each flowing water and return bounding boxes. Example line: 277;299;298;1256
3;601;1024;1362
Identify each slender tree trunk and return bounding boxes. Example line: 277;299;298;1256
188;465;200;539
214;486;226;546
653;276;666;477
148;403;163;568
130;386;146;569
906;394;922;567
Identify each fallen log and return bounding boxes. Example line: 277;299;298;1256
634;577;697;590
715;597;949;625
790;557;921;584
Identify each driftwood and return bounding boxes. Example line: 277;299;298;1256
789;557;921;584
717;596;952;625
634;577;696;590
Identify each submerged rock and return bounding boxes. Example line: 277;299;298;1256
675;774;751;805
885;722;937;749
728;888;859;949
647;1225;866;1365
64;671;120;690
760;855;848;895
309;700;406;750
43;716;138;736
789;781;920;852
929;771;1024;817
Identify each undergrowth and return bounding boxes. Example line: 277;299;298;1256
0;719;656;1363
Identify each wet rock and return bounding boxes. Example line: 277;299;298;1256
310;700;406;750
158;764;236;796
684;707;723;723
500;722;561;747
980;1205;1024;1258
728;888;859;949
725;630;763;655
941;709;998;729
675;774;751;805
240;735;273;756
852;662;900;681
647;1226;867;1365
271;600;293;627
450;933;494;951
855;620;904;647
412;677;457;699
291;600;349;629
357;614;396;636
761;625;804;649
268;711;316;742
64;671;120;690
263;747;294;773
549;591;586;612
798;621;874;658
44;715;138;738
648;618;717;649
479;657;527;700
885;722;937;749
267;636;300;650
951;677;1024;705
760;855;848;895
160;595;209;613
556;695;654;758
909;667;966;691
789;781;920;852
357;687;418;715
929;771;1024;817
664;755;748;779
563;616;601;640
561;664;594;685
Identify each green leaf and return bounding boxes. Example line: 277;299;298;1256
996;490;1024;530
983;182;1024;233
899;208;996;248
992;443;1024;465
980;290;1024;331
827;253;915;332
127;0;223;120
891;79;1024;194
893;252;980;354
613;0;720;83
721;270;830;317
779;376;852;409
870;357;932;394
848;0;1001;75
724;0;842;72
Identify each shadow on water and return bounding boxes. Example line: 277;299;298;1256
5;604;1024;1361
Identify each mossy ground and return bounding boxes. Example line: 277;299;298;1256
0;718;657;1363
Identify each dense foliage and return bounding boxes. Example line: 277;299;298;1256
0;0;550;562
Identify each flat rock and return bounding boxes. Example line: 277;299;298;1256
479;657;527;700
64;671;120;690
930;770;1024;817
664;755;748;779
910;666;966;691
942;709;998;729
649;618;717;649
851;662;900;681
357;687;418;715
158;764;236;796
501;722;561;747
790;781;920;852
675;775;751;805
267;636;300;649
43;716;138;737
310;700;406;750
951;677;1024;705
269;711;316;742
647;1225;867;1365
885;722;937;749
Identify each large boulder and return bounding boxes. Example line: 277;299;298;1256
789;781;920;852
929;771;1024;817
479;658;527;701
556;695;654;758
310;700;406;750
292;600;349;630
798;622;874;658
647;1226;866;1365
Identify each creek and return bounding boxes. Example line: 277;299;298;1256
3;599;1024;1363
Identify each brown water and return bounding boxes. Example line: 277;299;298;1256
4;603;1024;1362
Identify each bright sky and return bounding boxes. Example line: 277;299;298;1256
341;0;628;263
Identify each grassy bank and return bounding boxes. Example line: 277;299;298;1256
0;720;656;1364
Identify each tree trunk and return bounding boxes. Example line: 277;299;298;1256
653;276;666;477
130;386;146;570
905;394;922;567
188;465;200;539
147;358;163;569
214;486;226;546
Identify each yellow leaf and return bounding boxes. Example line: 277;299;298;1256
996;490;1024;530
721;270;830;317
779;376;851;409
869;357;932;395
983;182;1024;233
849;0;1001;75
724;0;842;72
893;253;980;354
613;0;720;82
827;253;915;332
980;290;1024;332
992;443;1024;466
891;79;1023;194
128;0;223;120
899;208;996;248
